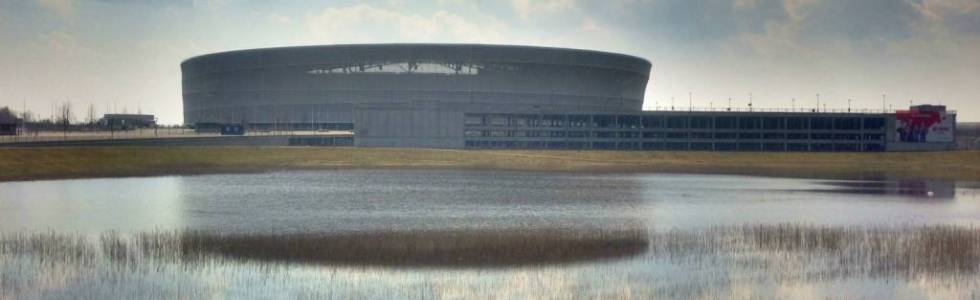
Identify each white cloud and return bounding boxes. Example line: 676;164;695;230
511;0;577;20
267;13;293;25
306;4;508;44
35;0;73;17
192;0;233;10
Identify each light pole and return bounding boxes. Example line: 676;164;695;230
748;92;753;112
882;94;886;113
848;98;851;113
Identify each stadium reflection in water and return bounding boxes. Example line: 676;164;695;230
1;170;979;298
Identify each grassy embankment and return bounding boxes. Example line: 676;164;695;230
0;147;979;182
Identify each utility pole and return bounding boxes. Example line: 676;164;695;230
688;92;692;111
816;93;820;112
748;92;753;112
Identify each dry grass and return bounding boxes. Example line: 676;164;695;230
1;147;978;182
3;225;978;275
175;228;648;267
648;224;980;276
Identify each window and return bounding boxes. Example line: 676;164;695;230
667;116;687;129
715;116;737;129
715;143;737;151
618;115;641;129
642;116;663;128
786;117;808;130
464;115;484;126
788;133;808;140
488;115;508;126
568;115;590;127
739;117;761;130
666;132;688;139
643;131;664;139
715;132;737;139
762;117;783;130
619;131;641;139
593;115;616;128
863;118;885;130
690;116;713;129
834;118;861;130
738;132;761;140
763;132;785;139
691;142;713;151
543;115;565;127
594;131;616;138
810;117;832;130
691;132;713;139
864;133;883;141
786;143;808;151
763;143;785;151
642;142;663;150
811;133;833;140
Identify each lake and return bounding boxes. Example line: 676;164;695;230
2;170;979;298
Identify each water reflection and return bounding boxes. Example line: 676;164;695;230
178;227;648;268
1;171;979;298
815;178;957;199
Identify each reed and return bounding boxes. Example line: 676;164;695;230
2;224;978;275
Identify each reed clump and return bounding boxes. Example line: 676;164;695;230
2;224;978;276
176;228;649;267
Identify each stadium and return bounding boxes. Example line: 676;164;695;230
182;44;955;151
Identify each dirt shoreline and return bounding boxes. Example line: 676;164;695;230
1;147;978;182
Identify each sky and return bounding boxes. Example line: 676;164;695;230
0;0;978;124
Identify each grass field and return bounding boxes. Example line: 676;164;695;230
1;147;979;182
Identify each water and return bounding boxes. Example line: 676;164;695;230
1;170;979;298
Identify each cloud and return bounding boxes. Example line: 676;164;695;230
192;0;233;10
267;13;293;25
511;0;577;20
306;4;507;44
35;0;73;17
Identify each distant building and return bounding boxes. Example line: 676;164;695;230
101;114;156;130
0;116;20;136
182;44;957;151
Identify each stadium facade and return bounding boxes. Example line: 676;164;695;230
182;44;956;151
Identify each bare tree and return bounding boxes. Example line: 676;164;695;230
87;103;98;130
58;102;74;138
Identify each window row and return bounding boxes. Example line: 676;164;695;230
465;114;887;131
464;140;885;152
464;130;884;141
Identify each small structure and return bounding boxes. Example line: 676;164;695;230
0;114;20;136
220;124;246;135
101;114;156;130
